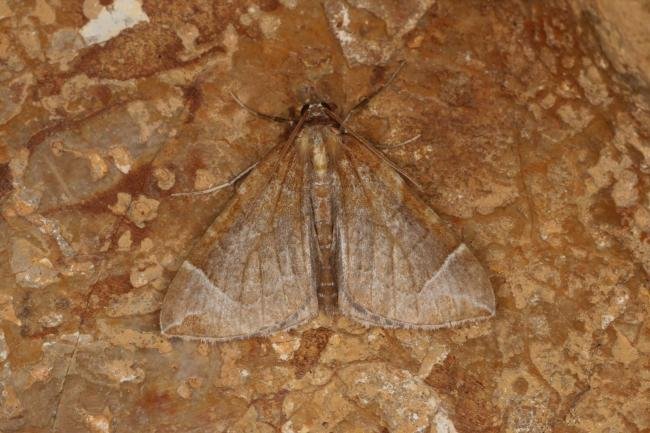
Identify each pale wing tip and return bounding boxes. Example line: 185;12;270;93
438;242;496;321
339;242;496;330
159;261;319;342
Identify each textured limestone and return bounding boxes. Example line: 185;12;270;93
569;0;650;88
0;0;648;432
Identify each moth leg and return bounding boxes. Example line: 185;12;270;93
373;134;421;150
171;161;259;197
342;60;406;125
230;91;292;124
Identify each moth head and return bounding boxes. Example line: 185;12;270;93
321;101;337;112
302;102;331;122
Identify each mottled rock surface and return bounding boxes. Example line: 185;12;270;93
569;0;650;89
0;0;648;432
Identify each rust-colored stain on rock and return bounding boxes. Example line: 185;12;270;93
0;0;649;432
291;327;333;378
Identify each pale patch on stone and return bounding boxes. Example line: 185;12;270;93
324;0;435;65
50;140;64;156
98;321;172;354
474;182;520;215
0;72;33;124
10;238;60;288
138;237;154;252
79;0;149;46
540;93;557;109
129;262;163;288
62;260;95;277
100;359;145;384
47;28;85;69
239;4;283;39
434;411;459;433
16;23;44;60
320;332;370;364
27;364;53;387
0;385;24;419
176;23;199;53
32;0;56;25
154;95;185;117
187;376;203;389
408;34;424;49
578;64;611;106
0;0;13;20
259;14;281;39
160;252;176;269
127;100;160;143
83;408;112;433
336;362;448;432
417;344;449;379
279;0;298;9
108;192;132;215
634;206;650;232
269;334;301;361
39;312;63;328
193;168;218;191
117;230;132;251
282;380;355;431
176;382;192;399
108;147;132;174
7;187;43;217
306;365;334;386
231;406;276;433
562;55;576;68
556;80;581;99
126;195;159;228
0;329;8;362
586;138;644;216
25;214;75;258
556;104;594;130
88;152;109;181
529;341;581;396
106;288;162;317
611;169;639;207
613;114;649;164
82;0;103;20
0;295;20;326
601;314;614;329
612;328;639;364
153;167;176;190
9;147;30;179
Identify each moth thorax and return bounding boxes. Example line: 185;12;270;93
310;133;329;175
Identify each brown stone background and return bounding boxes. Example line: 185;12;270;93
0;0;649;432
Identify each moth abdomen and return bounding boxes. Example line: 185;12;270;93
308;129;339;313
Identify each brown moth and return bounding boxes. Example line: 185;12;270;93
160;88;495;342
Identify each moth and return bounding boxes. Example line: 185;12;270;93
160;73;495;342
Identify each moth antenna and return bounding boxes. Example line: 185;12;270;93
171;162;259;197
229;91;292;123
342;60;407;125
349;128;424;191
322;106;424;191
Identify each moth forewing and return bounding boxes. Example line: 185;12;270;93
334;135;495;329
160;143;319;341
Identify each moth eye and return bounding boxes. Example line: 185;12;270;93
322;102;337;112
300;104;310;115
